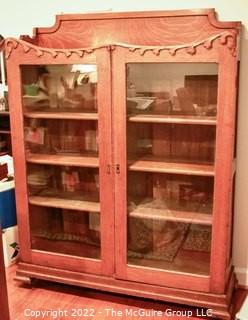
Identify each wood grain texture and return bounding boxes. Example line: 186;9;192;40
128;114;217;125
112;47;128;279
96;48;115;276
31;10;240;49
129;206;212;225
7;57;32;263
210;46;239;293
5;8;241;316
24;111;98;120
29;196;100;212
5;264;246;320
26;154;99;167
13;262;238;319
128;158;214;176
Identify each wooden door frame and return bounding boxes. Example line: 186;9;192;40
6;46;115;276
112;44;237;292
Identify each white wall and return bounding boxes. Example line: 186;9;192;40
0;0;248;285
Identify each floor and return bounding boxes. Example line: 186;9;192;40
6;265;247;320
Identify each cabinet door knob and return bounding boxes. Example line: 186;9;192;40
116;164;120;174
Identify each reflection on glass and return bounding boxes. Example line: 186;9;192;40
24;119;98;155
126;63;218;118
27;164;99;201
127;123;216;165
128;172;213;216
30;205;100;259
21;64;97;112
128;219;211;275
127;173;212;274
126;63;217;275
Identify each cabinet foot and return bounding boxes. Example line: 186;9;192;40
14;274;33;286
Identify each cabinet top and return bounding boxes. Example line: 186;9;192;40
19;9;240;49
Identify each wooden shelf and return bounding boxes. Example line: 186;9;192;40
24;111;98;120
29;196;100;212
129;206;212;225
32;236;100;259
0;151;9;156
26;154;99;167
0;111;10;116
127;114;217;125
128;249;210;275
0;130;10;134
128;157;215;176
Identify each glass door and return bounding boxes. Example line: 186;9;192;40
113;48;218;291
16;50;114;275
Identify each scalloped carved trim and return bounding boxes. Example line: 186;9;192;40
0;31;238;59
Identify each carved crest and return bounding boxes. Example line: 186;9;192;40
0;31;238;59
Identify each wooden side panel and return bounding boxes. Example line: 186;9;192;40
210;46;238;293
6;53;31;263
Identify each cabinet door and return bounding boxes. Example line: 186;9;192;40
8;48;114;276
113;47;220;291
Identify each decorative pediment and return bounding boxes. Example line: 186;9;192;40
0;30;238;59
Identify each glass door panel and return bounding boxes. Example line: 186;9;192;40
127;63;218;119
126;62;217;276
128;219;211;275
30;205;100;259
21;64;97;113
27;164;99;202
24;118;98;156
127;122;216;165
127;172;213;275
20;63;104;262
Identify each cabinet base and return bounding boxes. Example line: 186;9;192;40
15;262;236;319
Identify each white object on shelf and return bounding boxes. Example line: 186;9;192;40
127;97;155;110
2;225;19;267
236;296;248;320
0;155;14;175
23;92;49;107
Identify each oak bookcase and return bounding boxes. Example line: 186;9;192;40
3;9;240;319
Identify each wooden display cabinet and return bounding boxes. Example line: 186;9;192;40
3;9;240;319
